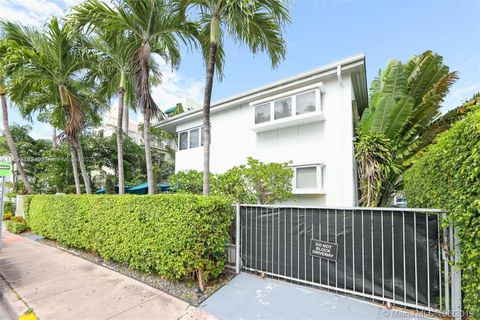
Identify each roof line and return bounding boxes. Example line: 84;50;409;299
158;53;365;126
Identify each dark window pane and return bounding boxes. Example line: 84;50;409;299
189;128;199;148
255;103;270;124
274;97;292;120
179;131;188;150
296;91;316;115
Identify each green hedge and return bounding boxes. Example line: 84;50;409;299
6;220;27;234
404;107;480;318
26;194;233;283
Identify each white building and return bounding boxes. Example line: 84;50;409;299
97;104;175;162
158;54;368;207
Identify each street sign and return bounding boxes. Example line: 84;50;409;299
0;161;11;177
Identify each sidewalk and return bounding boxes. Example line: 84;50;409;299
0;230;215;320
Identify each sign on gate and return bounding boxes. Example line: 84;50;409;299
309;239;338;261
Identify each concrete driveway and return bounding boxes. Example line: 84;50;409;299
200;273;432;320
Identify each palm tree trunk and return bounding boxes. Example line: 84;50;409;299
1;93;34;194
143;109;154;194
52;126;57;148
123;101;129;135
68;138;81;194
201;43;217;195
117;86;125;195
73;136;91;194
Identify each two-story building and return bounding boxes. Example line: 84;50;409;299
158;54;368;207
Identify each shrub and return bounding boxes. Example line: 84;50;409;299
3;212;13;221
4;201;15;214
6;220;27;234
169;170;204;194
404;106;480;318
24;195;33;221
169;158;293;204
27;194;233;286
12;216;26;224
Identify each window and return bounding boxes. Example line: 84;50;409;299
178;127;203;150
252;88;321;125
293;165;324;191
255;103;270;124
274;97;292;120
189;128;199;148
179;131;188;150
296;91;316;115
296;167;317;188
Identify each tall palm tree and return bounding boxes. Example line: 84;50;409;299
1;18;105;194
71;0;197;194
0;44;34;194
183;0;291;194
84;33;137;194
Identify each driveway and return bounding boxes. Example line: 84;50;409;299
200;273;432;320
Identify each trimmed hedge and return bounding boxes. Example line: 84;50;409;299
404;107;480;318
26;194;233;283
6;220;27;234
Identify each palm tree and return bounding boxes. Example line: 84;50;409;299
71;0;197;194
84;33;137;194
1;18;105;194
357;51;458;206
183;0;291;195
0;43;34;194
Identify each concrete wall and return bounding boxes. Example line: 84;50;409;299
175;74;357;207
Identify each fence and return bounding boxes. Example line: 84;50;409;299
234;204;462;317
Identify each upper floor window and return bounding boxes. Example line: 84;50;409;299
178;126;203;151
296;91;316;115
253;89;320;125
274;97;292;120
255;103;270;124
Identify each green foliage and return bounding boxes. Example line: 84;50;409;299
355;133;400;207
4;201;15;214
3;212;13;221
357;51;458;206
214;158;293;204
6;219;27;234
169;170;204;194
27;194;233;283
404;107;480;318
169;158;293;204
23;195;33;221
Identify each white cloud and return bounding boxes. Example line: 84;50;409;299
151;59;204;112
449;84;480;98
442;83;480;112
0;0;67;26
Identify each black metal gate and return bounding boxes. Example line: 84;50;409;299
235;204;461;315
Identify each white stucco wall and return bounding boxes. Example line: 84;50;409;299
174;73;357;207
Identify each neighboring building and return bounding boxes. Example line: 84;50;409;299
97;104;175;162
158;54;368;207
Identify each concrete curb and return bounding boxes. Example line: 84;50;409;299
0;274;28;320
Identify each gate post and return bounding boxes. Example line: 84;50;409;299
235;203;241;274
450;223;462;320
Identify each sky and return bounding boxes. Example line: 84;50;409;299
1;0;479;139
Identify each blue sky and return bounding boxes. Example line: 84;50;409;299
1;0;479;139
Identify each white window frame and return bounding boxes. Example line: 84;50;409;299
291;164;325;194
251;83;324;126
177;126;204;151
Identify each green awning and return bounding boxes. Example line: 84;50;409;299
164;105;177;114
